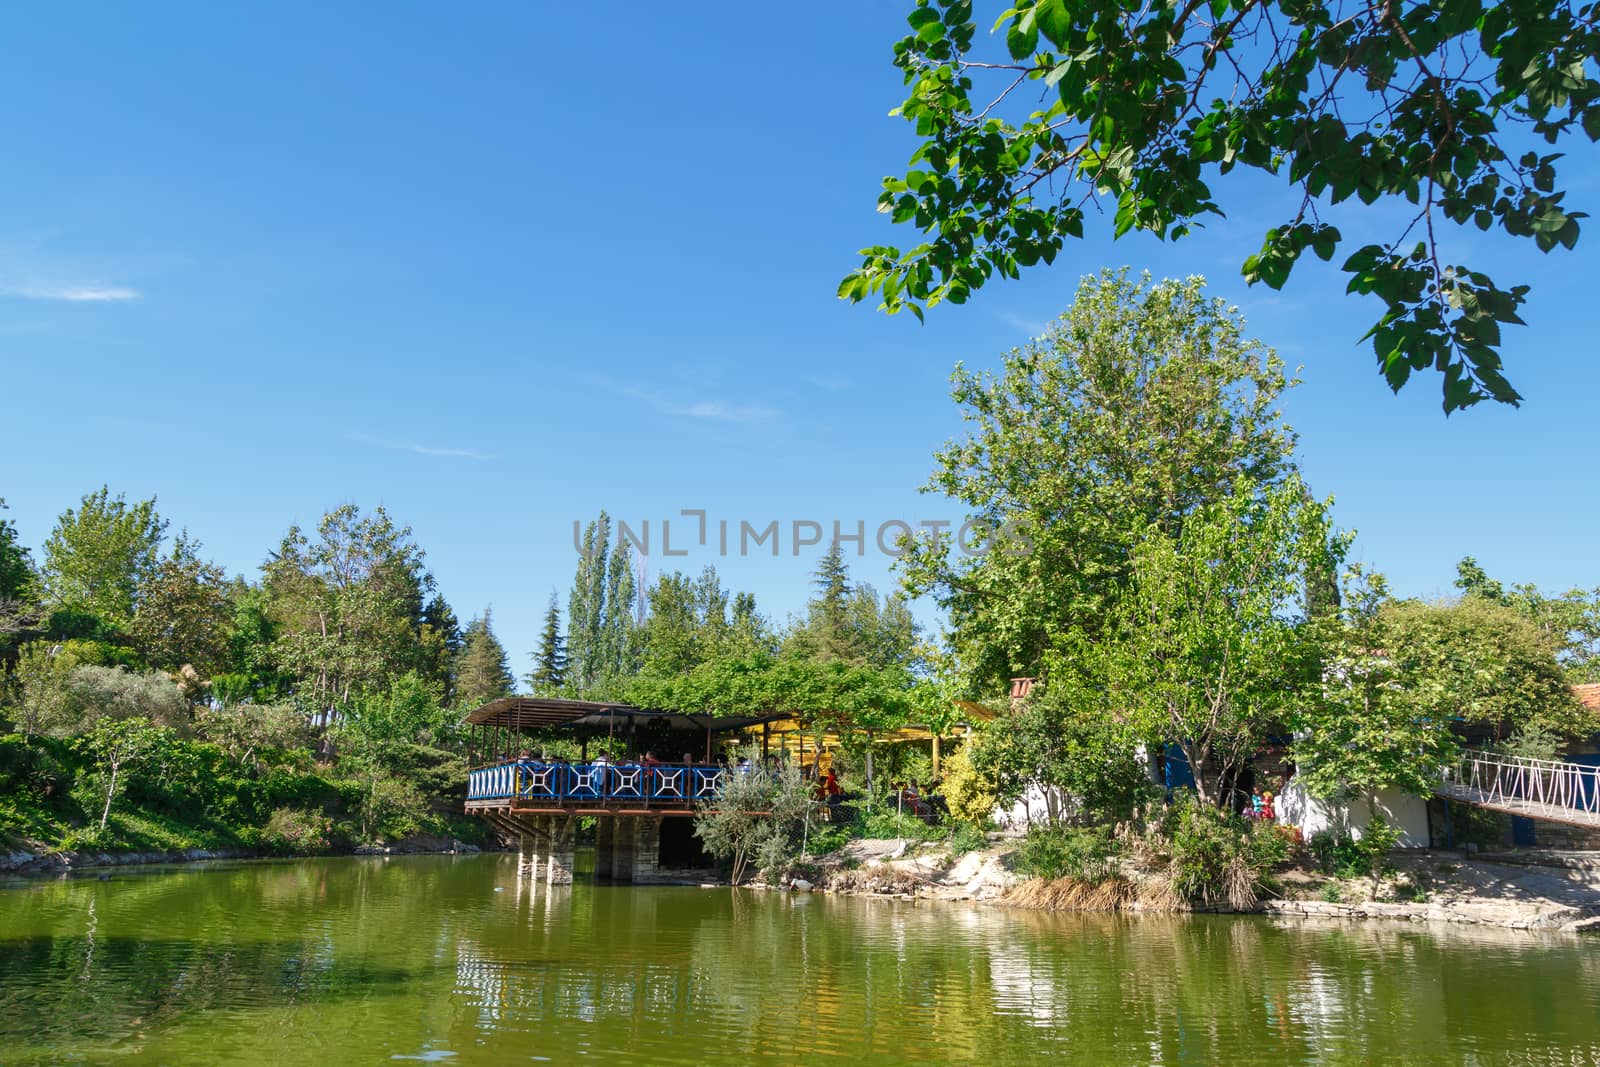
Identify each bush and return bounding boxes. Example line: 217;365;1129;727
940;744;998;827
947;821;988;856
1015;824;1121;883
857;806;943;842
257;807;333;856
1144;795;1284;909
1309;817;1400;878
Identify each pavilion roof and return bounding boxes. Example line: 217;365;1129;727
464;696;789;734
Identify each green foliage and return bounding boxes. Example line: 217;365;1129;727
255;807;334;855
1455;556;1600;683
785;547;920;669
1309;819;1401;879
1144;795;1286;908
971;678;1153;821
72;717;176;831
693;756;821;883
856;805;944;842
1499;723;1563;762
565;512;640;695
898;272;1298;694
1015;824;1121;883
946;821;988;856
62;665;191;735
128;533;232;677
263;503;437;716
454;609;514;707
527;591;567;693
1386;595;1587;736
843;0;1600;409
0;498;35;604
41;486;166;626
939;742;998;826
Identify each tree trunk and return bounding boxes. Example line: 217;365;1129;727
99;763;119;831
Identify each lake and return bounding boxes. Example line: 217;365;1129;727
0;853;1596;1065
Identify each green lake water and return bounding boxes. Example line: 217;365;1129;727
0;853;1596;1065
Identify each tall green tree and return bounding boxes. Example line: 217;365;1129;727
599;539;638;681
455;608;515;707
842;0;1600;410
129;533;233;679
566;512;611;691
528;592;568;693
262;504;435;721
418;594;464;702
639;565;769;676
786;548;921;669
1454;556;1600;682
1292;567;1462;802
0;498;40;668
899;272;1298;694
41;486;167;626
1089;477;1339;806
0;498;34;604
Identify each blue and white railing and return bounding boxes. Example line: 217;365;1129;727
467;761;729;807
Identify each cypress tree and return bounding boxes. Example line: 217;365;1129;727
566;512;611;692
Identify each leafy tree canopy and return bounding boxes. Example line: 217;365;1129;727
41;486;166;626
899;271;1299;694
842;0;1600;410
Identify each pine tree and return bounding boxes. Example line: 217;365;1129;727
528;592;567;693
455;608;514;707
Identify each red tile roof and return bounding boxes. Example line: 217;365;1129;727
1575;683;1600;712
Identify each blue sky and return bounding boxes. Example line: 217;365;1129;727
2;2;1597;674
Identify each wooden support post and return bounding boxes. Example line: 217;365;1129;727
762;722;770;759
932;733;942;781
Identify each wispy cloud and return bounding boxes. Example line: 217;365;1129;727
0;282;140;302
992;308;1056;337
349;432;495;461
0;320;50;334
604;380;780;423
663;399;779;422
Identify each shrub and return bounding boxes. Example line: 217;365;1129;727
857;806;943;842
258;807;333;856
947;821;988;856
1142;795;1284;910
940;744;998;827
694;755;820;883
1309;817;1400;878
1015;824;1121;883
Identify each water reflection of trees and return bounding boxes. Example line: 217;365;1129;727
5;856;1599;1065
452;884;1600;1066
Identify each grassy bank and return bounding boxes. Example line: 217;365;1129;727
0;732;486;859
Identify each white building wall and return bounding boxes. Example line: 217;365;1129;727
1276;780;1430;847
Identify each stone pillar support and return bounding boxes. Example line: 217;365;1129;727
546;815;576;886
632;816;663;883
595;817;616;880
611;815;637;884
